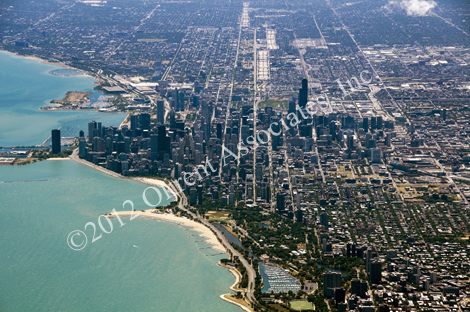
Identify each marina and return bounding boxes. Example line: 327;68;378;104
260;263;301;294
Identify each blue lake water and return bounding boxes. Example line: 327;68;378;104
0;51;126;147
0;160;239;312
0;52;239;311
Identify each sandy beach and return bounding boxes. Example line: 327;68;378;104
1;50;94;79
132;177;179;201
110;209;226;253
220;294;253;312
23;54;71;68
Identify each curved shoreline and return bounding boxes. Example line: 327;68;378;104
46;156;246;310
0;50;93;78
69;138;246;310
1;49;245;310
69;149;179;200
111;209;227;253
218;263;254;312
218;262;242;291
220;294;253;312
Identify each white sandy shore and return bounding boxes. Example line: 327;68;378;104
132;177;179;201
220;294;253;312
110;210;226;253
69;154;239;304
1;50;95;79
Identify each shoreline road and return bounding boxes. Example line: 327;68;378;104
70;148;125;180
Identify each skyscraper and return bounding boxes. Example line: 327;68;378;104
377;116;383;129
150;134;158;161
385;132;391;147
370;117;377;130
157;100;165;125
347;135;354;150
320;212;329;230
298;79;308;108
130;114;139;131
78;137;86;158
351;278;361;296
51;129;61;154
169;108;176;129
288;99;296;114
88;121;97;143
296;209;303;223
371;148;382;163
158;125;169;159
140;112;151;130
370;260;382;284
192;95;199;108
323;272;341;298
276;192;285;212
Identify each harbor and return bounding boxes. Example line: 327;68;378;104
260;263;301;294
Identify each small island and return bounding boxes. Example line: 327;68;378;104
40;91;92;110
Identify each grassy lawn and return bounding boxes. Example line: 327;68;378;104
259;99;288;110
290;300;315;311
205;211;230;220
337;166;354;179
269;303;291;312
397;183;449;201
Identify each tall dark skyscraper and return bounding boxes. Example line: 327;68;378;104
323;272;342;298
192;95;199;108
157;100;165;125
216;123;223;139
363;117;369;132
288;100;296;114
351;278;361;296
276;192;285;212
130;114;139;131
51;129;61;154
298;78;308;108
371;116;377;130
140;113;151;130
377;116;383;129
169;108;176;129
158;125;169;159
150;134;158;161
370;260;382;284
88;121;97;143
320;212;329;230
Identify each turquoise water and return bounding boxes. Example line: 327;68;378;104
0;51;127;147
0;160;239;312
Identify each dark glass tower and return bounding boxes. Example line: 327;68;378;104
51;129;61;154
157;100;165;125
298;79;308;108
